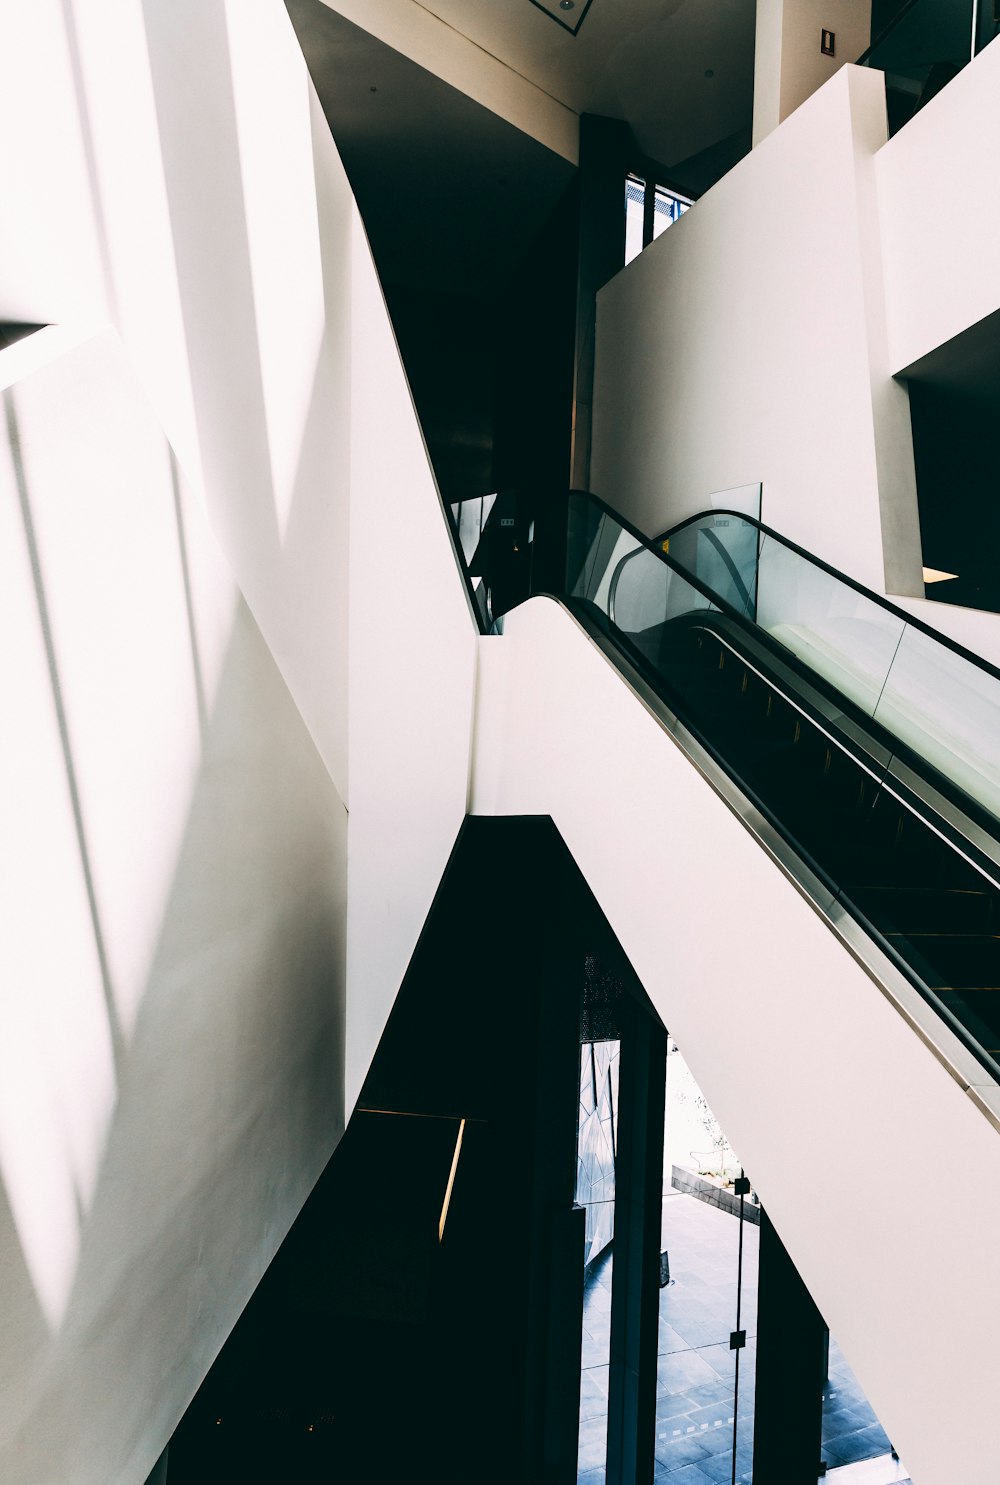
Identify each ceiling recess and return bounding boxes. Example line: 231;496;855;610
527;0;596;36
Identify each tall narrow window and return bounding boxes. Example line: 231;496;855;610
653;183;690;239
624;173;693;264
624;174;646;266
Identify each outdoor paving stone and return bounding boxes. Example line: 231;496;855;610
657;1350;721;1393
577;1415;608;1472
693;1421;739;1458
579;1193;892;1485
823;1422;893;1468
686;1400;737;1430
697;1447;741;1484
694;1342;737;1381
580;1364;609;1398
653;1432;713;1470
822;1402;872;1439
676;1379;734;1410
653;1462;717;1484
657;1322;690;1354
656;1392;699;1422
667;1319;731;1349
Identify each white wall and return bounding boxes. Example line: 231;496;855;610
0;0;481;1468
472;596;1000;1485
0;0;353;801
592;65;922;598
0;0;480;1105
0;329;347;1485
877;37;1000;375
753;0;871;145
344;214;479;1111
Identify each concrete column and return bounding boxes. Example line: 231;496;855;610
606;1002;667;1484
571;115;630;491
752;1209;828;1482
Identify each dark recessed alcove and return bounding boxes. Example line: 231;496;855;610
165;817;651;1485
902;308;1000;613
0;323;45;352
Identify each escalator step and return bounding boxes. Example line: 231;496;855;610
933;988;1000;1054
828;848;985;891
883;933;1000;987
849;887;1000;936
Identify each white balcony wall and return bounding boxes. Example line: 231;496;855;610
877;37;1000;376
0;329;346;1485
591;65;922;598
472;596;1000;1485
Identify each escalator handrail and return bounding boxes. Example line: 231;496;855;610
557;489;762;637
654;505;1000;688
557;492;1000;850
854;0;922;66
564;596;1000;1090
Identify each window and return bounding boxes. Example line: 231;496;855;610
623;173;692;265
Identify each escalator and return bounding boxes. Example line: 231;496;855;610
472;489;1000;1088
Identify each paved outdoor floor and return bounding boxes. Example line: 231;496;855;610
577;1191;897;1484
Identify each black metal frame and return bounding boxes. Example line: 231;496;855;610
527;0;596;36
625;168;694;254
855;0;921;65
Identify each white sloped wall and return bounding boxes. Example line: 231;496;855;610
472;597;1000;1485
0;329;347;1485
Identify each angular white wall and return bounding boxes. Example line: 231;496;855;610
344;215;478;1109
877;37;1000;376
0;1;479;1477
592;65;922;598
0;329;347;1485
0;0;353;799
472;596;1000;1485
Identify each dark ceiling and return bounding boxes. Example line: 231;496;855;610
900;307;1000;408
285;0;577;301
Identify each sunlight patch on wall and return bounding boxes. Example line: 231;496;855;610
61;0;201;483
224;0;326;541
0;333;238;1326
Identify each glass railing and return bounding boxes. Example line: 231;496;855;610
523;491;1000;1086
857;0;998;133
446;486;1000;1080
644;508;1000;832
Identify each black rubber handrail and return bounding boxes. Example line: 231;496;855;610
855;0;922;66
555;489;760;635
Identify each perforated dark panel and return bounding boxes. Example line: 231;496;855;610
580;953;623;1042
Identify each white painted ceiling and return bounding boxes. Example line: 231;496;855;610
415;0;756;167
